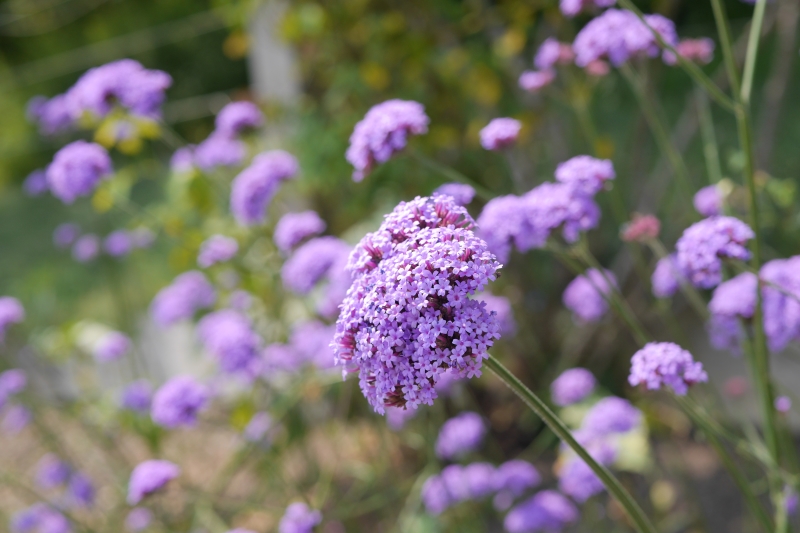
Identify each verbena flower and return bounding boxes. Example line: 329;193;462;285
197;310;261;374
72;234;100;262
170;146;195;173
572;9;678;67
46;141;112;204
214;101;264;136
558;437;616;502
668;38;715;65
651;254;684;298
127;460;180;505
53;223;80;249
504;490;578;533
124;508;152;532
197;235;239;268
629;342;708;395
562;268;616;323
693;184;722;217
675;216;754;289
494;460;541;498
11;504;70;533
36;454;71;489
480;118;521;151
518;70;555;92
150;271;216;326
422;463;505;514
621;213;660;242
534;38;574;70
0;298;25;343
274;211;326;254
67;473;95;508
775;396;792;413
230;150;299;225
524;181;602;245
93;331;131;362
281;237;351;294
760;256;800;352
433;183;475;206
581;396;642;435
476;194;533;264
560;0;616;17
333;196;501;413
551;368;596;406
104;231;133;257
194;134;246;170
435;412;486;460
346;99;429;182
478;294;517;336
0;369;27;398
554;155;615;195
28;94;74;135
120;380;152;413
151;376;209;428
278;502;322;533
23;170;49;197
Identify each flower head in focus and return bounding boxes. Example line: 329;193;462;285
551;368;596;406
629;342;708;395
127;460;180;505
278;502;322;533
197;235;239;268
150;376;209;428
563;269;617;323
273;211;326;254
480;118;521;151
150;271;216;326
231;150;299;225
435;412;486;460
675;216;754;289
346;99;429;182
46;141;112;204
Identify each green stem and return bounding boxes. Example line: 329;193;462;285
484;355;657;533
710;0;742;95
696;90;724;185
741;0;769;104
674;396;774;532
409;149;495;201
615;0;736;111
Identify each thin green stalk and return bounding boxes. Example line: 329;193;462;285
709;0;742;96
741;0;769;104
484;355;657;533
615;0;736;111
696;90;724;185
409;149;495;201
674;396;774;532
619;64;693;203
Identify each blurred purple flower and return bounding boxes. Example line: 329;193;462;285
27;94;74;135
230;150;299;225
435;412;486;460
693;184;723;217
67;473;95;507
127;460;180;505
621;213;661;243
581;396;642;435
629;342;708;395
560;0;616;17
2;405;31;434
170;146;195;173
480;118;521;151
93;331;131;362
776;396;792;413
36;454;71;489
281;236;351;295
120;380;153;413
273;211;326;254
278;502;322;533
676;216;754;289
504;490;578;533
104;231;132;257
433;184;475;206
554;155;616;195
0;369;27;400
197;235;238;268
0;298;25;343
535;38;574;70
53;223;80;249
23;170;49;197
652;254;685;298
72;234;100;262
124;508;152;532
760;256;800;352
494;459;541;497
558;438;616;502
151;376;209;428
197;310;261;374
194;134;246;170
563;268;616;323
45;141;112;204
551;368;596;406
150;271;216;326
518;70;555;92
215;101;264;136
243;411;272;442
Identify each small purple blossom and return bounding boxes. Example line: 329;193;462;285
629;342;708;395
581;396;642;435
67;473;95;507
274;211;326;254
72;234;100;262
120;380;153;413
194;134;246;170
53;223;80;249
551;368;596;406
127;460;180;505
476;194;533;264
518;70;555;92
230;150;299;225
760;257;800;352
2;405;31;434
104;231;133;257
346;99;429;182
675;216;754;289
433;184;475;206
535;38;574;70
170;146;195;173
558;438;616;502
0;369;27;397
150;376;209;428
36;454;71;489
197;310;261;374
776;396;792;413
554;155;615;195
93;331;131;362
150;271;216;326
28;94;74;135
23;170;49;197
11;504;71;533
480;118;521;151
435;412;486;460
652;254;684;298
124;508;152;532
560;0;616;17
693;184;723;217
197;235;239;268
672;38;715;64
281;237;351;294
494;460;541;497
0;298;25;343
524;181;602;245
563;269;617;323
215;101;264;136
504;490;578;533
278;502;322;533
46;141;112;204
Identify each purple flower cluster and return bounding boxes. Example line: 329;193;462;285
127;460;180;505
46;141;112;204
693;184;723;217
480;118;521;151
333;195;501;413
11;504;71;533
435;412;486;460
120;380;153;413
477;156;614;263
572;9;678;67
581;396;642;435
186;101;264;171
518;70;556;92
560;0;616;17
0;297;25;342
278;502;322;533
651;254;684;298
262;320;337;374
150;271;216;326
150;376;209;428
93;331;131;362
557;436;617;502
534;38;575;71
562;268;617;323
274;211;326;253
230;150;299;225
629;342;708;395
281;236;351;294
214;101;264;136
346;99;429;181
27;94;74;136
197;235;239;268
551;368;596;406
194;135;246;170
422;460;540;515
72;235;100;262
433;183;475;206
675;216;754;289
504;490;578;533
104;231;132;257
197;310;261;374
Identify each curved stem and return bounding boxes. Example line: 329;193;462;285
484;355;657;533
741;0;769;104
